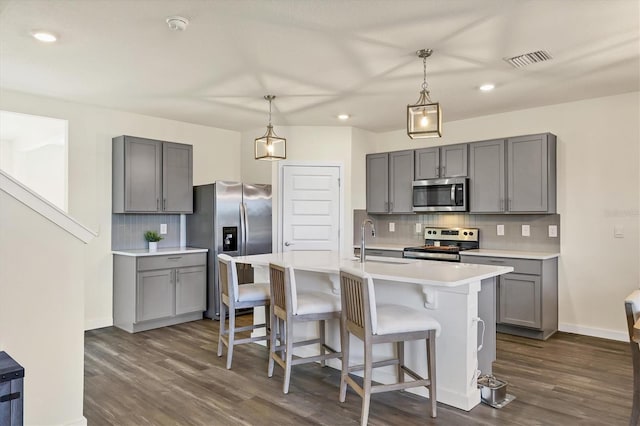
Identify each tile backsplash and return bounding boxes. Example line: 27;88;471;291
353;210;560;252
112;214;181;250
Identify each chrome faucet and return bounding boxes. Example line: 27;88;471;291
360;219;376;263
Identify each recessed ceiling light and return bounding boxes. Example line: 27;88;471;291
479;83;495;92
337;114;350;120
32;31;57;43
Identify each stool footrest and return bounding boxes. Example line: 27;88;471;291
371;378;432;394
347;358;400;373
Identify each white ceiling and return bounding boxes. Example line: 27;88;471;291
1;0;638;133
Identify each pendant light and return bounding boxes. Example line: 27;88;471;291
407;49;442;139
255;95;286;160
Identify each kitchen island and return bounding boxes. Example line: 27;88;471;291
234;251;512;411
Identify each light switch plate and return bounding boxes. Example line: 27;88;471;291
548;225;558;238
415;223;422;233
615;225;624;238
497;224;505;236
160;223;167;235
389;222;395;232
521;224;530;237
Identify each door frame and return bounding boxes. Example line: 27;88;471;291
274;161;345;254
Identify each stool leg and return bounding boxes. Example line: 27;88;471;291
217;301;226;357
396;340;405;386
283;319;294;394
265;304;271;350
339;323;350;402
361;339;373;426
226;308;236;369
268;307;277;377
427;330;437;418
279;317;286;359
319;319;326;367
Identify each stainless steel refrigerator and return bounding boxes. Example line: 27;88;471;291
186;181;272;319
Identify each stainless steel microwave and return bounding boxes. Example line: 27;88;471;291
412;177;468;212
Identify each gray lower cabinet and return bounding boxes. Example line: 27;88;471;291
469;133;556;214
460;254;558;340
113;135;193;214
114;253;206;333
366;150;414;214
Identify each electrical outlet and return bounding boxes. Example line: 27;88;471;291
497;224;505;236
389;222;395;232
160;223;167;235
521;224;530;237
615;225;624;238
548;225;558;238
415;223;422;233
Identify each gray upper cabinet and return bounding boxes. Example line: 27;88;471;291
162;142;193;213
366;153;389;213
366;150;414;214
113;135;193;213
415;144;468;180
469;139;506;213
507;134;556;213
469;133;556;214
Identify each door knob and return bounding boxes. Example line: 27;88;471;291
284;241;293;246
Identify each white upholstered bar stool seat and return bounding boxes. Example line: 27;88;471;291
268;262;342;394
217;254;270;370
339;267;440;426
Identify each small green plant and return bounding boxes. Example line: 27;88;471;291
144;230;163;242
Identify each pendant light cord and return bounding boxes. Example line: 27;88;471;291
268;97;273;126
422;55;429;91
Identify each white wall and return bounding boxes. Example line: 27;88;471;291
240;126;356;253
0;89;242;330
0;191;86;425
371;91;640;339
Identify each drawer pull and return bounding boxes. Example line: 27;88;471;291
489;259;505;263
0;392;20;403
167;257;182;260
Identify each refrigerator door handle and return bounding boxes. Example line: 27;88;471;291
239;202;248;256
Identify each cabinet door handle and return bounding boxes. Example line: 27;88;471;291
167;256;182;260
163;198;167;210
384;201;389;211
157;199;159;210
389;202;394;212
508;198;512;210
435;167;439;177
176;270;180;283
442;165;446;176
500;198;504;211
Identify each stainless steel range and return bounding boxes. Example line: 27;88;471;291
403;227;479;262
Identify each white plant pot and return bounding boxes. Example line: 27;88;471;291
148;241;158;252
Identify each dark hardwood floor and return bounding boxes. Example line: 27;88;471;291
85;318;633;425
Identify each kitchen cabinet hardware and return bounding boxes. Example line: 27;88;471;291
167;257;182;260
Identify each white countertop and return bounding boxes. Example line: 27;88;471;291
234;251;512;288
112;247;208;257
461;249;560;260
352;243;409;251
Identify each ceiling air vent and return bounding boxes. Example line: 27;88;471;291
504;50;553;68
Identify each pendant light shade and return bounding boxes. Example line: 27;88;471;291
255;95;286;161
407;49;442;139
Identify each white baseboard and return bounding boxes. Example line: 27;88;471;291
559;322;628;342
65;416;87;426
84;317;113;331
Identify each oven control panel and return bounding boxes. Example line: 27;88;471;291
424;227;479;242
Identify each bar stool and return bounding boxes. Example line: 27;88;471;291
625;290;640;426
268;261;342;394
339;267;440;425
217;254;270;369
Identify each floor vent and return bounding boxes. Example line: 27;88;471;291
504;50;553;68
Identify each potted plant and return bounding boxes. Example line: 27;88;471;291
144;230;163;251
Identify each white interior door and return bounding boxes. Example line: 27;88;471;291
281;165;340;251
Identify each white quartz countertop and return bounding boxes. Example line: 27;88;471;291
112;247;208;257
234;251;512;288
352;243;409;251
461;249;560;260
